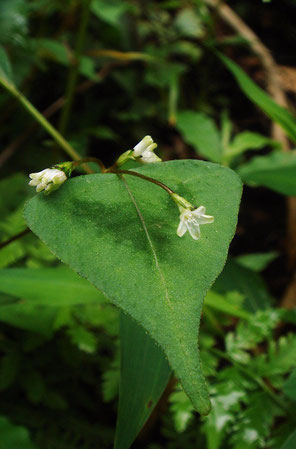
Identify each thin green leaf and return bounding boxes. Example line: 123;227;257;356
114;313;171;449
0;45;13;83
283;368;296;401
218;53;296;143
0;267;107;306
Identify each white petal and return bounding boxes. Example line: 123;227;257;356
177;218;187;237
145;143;158;153
36;182;46;192
197;214;214;225
193;206;206;216
52;170;67;184
28;179;38;186
141;150;161;164
186;220;201;240
192;206;214;224
133;135;154;156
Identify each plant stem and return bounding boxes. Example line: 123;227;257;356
113;169;175;195
0;76;93;173
58;0;91;135
0;228;31;250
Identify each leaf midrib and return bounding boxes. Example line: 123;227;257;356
121;175;206;404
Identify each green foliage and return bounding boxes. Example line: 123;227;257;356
0;416;38;449
0;1;296;448
238;151;296;195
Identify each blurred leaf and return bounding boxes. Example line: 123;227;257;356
226;309;281;363
213;258;272;312
0;267;108;335
0;0;29;45
0;416;38;449
174;8;204;38
91;0;131;26
251;334;296;388
24;161;242;413
225;131;279;162
169;388;194;433
0;174;29;215
204;290;250;320
114;313;171;449
281;430;296;449
283;368;296;401
229;392;281;449
176;111;222;162
67;325;97;353
238;151;296;195
0;267;107;306
33;38;69;64
219;53;296;143
236;251;278;272
203;379;244;449
0;45;13;83
0;350;20;391
102;350;120;402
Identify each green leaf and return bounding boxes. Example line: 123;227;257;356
0;45;13;83
236;251;278;272
237;151;296;195
204;290;251;320
225;131;279;163
24;160;242;414
0;267;107;306
213;258;272;312
114;313;171;449
283;368;296;401
218;53;296;143
0;267;107;335
174;8;204;38
281;430;296;449
0;416;38;449
91;0;131;26
169;387;194;433
176;111;222;163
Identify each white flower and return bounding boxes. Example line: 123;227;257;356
133;135;162;163
29;168;67;194
177;206;214;240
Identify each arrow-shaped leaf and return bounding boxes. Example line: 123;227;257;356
24;160;242;414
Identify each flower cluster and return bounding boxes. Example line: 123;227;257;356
29;168;67;194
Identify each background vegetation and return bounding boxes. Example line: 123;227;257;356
1;1;296;448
